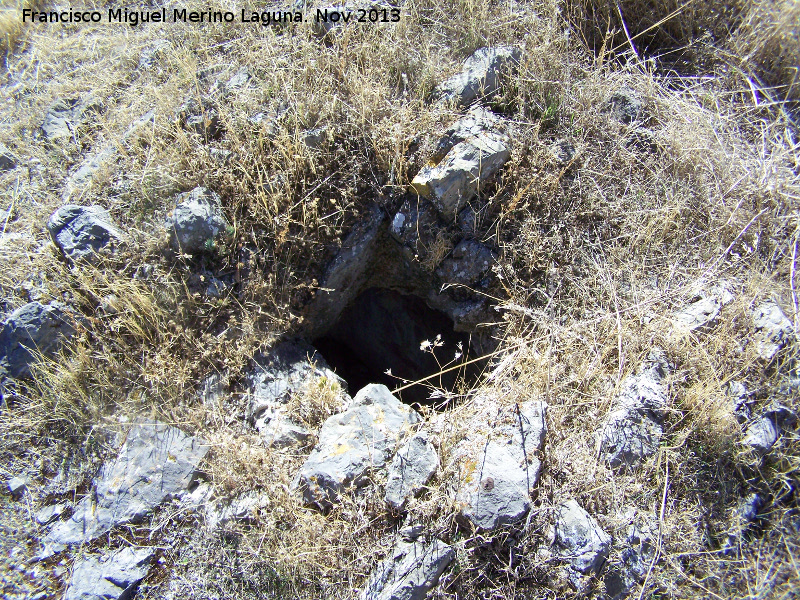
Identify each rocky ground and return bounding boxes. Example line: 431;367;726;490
1;1;799;599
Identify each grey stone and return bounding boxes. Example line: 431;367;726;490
47;205;123;262
603;512;656;599
723;493;764;554
208;148;233;165
65;546;153;600
385;432;439;510
674;296;721;331
436;239;494;286
138;39;171;69
205;276;228;298
62;111;156;202
434;46;521;107
556;500;612;575
0;301;76;379
304;205;384;337
42;96;103;141
35;503;67;525
7;475;29;497
0;146;17;171
360;538;454;600
608;88;644;124
411;131;510;219
597;352;669;469
224;67;252;95
728;381;751;423
245;341;347;446
296;384;421;509
398;524;424;541
166;187;229;254
41;421;208;556
432;106;502;161
753;301;793;359
744;404;797;454
451;400;547;530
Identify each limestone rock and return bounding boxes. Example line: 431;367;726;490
608;88;644;124
597;352;669;469
451;400;547;530
603;512;656;599
673;296;721;331
245;341;347;446
744;404;797;455
7;475;29;498
35;503;67;525
436;239;494;286
411;131;510;219
65;546;153;600
752;301;793;359
0;301;77;379
41;421;208;557
385;432;439;510
0;145;17;171
556;500;612;575
360;538;454;600
434;46;521;107
296;384;421;509
432;106;502;161
166;187;229;254
41;96;103;141
47;205;123;262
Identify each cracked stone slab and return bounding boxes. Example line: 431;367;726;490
556;499;612;576
0;301;77;379
433;46;521;107
450;400;547;530
435;239;495;286
41;421;208;557
360;538;454;600
752;301;794;359
41;96;103;141
432;106;502;161
47;205;124;262
295;384;421;509
65;546;154;600
597;351;670;469
384;431;439;510
411;131;510;219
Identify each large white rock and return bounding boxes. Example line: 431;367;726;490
166;187;229;254
752;301;793;359
65;546;154;600
411;131;510;219
47;205;124;262
450;400;547;530
296;384;421;509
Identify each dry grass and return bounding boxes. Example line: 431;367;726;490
0;0;799;598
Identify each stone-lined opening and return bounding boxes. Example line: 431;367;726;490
313;288;483;406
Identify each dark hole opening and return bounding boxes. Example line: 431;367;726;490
313;288;483;407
